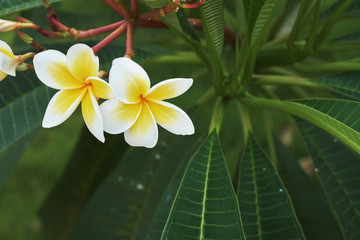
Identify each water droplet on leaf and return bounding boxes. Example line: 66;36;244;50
136;183;144;190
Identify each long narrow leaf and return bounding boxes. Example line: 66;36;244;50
161;132;245;240
297;118;360;239
242;96;360;155
243;0;278;47
238;135;305;239
200;0;224;57
313;71;360;100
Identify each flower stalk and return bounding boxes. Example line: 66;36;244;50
92;23;127;53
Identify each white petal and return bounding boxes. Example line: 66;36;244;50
33;50;85;89
81;87;105;142
124;102;158;148
145;78;193;101
67;43;99;81
0;51;18;76
147;100;194;135
86;77;115;99
109;57;150;103
43;88;87;128
0;40;15;57
100;99;141;134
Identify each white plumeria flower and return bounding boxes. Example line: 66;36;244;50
0;40;21;81
33;43;114;142
100;57;195;148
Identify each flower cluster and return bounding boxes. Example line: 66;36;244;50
30;43;194;147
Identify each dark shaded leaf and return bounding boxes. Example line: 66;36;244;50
238;135;305;239
276;137;344;240
297;118;360;240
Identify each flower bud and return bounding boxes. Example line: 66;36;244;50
17;31;34;45
0;19;18;32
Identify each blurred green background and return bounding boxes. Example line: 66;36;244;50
0;112;82;240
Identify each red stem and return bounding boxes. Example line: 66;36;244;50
103;0;126;18
131;0;138;16
92;22;127;53
48;17;69;31
125;22;135;58
75;20;125;39
112;0;133;20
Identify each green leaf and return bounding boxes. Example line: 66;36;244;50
69;134;196;240
161;132;245;240
242;0;278;47
143;141;201;239
240;0;278;84
0;0;61;16
176;8;200;42
297;118;360;239
69;102;212;240
41;129;128;240
313;71;360;101
242;96;360;156
238;135;305;239
275;137;344;240
200;0;224;57
0;71;51;188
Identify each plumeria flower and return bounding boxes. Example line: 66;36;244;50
100;57;195;148
0;40;22;81
33;43;114;142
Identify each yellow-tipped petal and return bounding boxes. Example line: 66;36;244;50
86;77;115;99
100;99;141;134
124;102;158;148
82;87;105;142
33;50;85;89
42;87;87;128
147;100;194;135
145;78;193;101
0;40;16;58
0;51;18;76
67;43;99;81
0;70;7;81
109;57;150;103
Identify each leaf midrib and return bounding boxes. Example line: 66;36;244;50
199;135;213;240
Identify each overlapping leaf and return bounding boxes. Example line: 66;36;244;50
242;0;278;47
297;118;360;240
238;135;305;239
0;72;51;188
313;71;360;100
291;99;360;154
0;0;61;16
200;0;224;57
243;97;360;155
70;133;199;240
161;132;245;240
276;138;343;240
